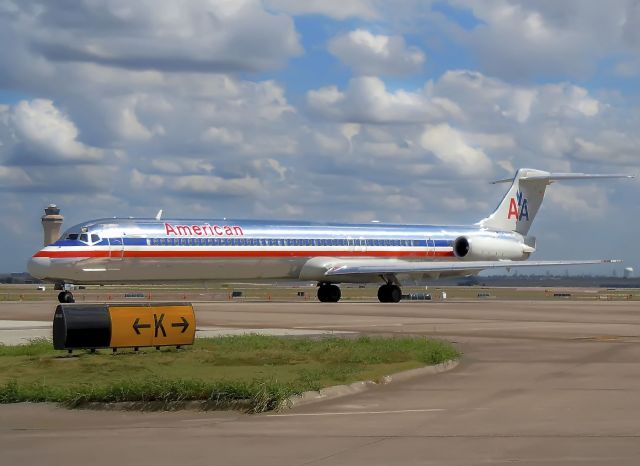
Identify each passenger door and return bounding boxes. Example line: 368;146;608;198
427;238;435;257
109;236;125;260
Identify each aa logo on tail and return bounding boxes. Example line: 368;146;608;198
508;190;529;221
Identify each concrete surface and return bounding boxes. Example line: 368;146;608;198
1;300;640;465
0;319;354;345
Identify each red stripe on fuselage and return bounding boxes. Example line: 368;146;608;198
34;249;455;259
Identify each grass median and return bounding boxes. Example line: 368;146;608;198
0;335;459;412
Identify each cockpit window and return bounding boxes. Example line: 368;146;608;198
79;233;89;243
90;234;100;243
66;233;79;240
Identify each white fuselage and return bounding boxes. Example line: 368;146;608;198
27;218;528;285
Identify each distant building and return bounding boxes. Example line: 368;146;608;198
41;204;64;246
624;267;634;279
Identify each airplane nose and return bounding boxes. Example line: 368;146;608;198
27;256;51;279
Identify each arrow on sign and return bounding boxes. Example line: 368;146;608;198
171;316;190;333
132;318;151;335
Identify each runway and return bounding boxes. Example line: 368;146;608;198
2;300;640;465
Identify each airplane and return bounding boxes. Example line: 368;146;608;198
27;168;632;304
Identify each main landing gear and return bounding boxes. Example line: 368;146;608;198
58;291;75;303
377;283;402;303
317;283;341;303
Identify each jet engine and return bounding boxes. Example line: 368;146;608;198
452;236;532;261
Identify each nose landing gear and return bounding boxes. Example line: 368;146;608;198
58;291;75;303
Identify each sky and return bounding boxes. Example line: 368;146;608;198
0;0;638;274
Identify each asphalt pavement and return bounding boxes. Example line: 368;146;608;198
1;299;639;465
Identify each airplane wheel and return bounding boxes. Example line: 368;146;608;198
377;284;391;303
58;291;75;304
378;284;402;303
318;284;341;302
389;285;402;303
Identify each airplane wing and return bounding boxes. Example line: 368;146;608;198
324;259;621;277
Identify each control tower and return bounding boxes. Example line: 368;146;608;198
41;204;64;246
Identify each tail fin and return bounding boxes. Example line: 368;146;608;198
478;168;633;235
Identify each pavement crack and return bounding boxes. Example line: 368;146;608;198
296;437;387;466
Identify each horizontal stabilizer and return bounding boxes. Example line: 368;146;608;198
325;259;622;276
492;172;634;184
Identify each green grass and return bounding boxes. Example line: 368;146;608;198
0;335;459;412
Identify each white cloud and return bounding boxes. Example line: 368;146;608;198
8;99;104;163
614;58;640;77
202;127;244;145
0;165;32;189
448;0;640;80
131;170;263;197
419;124;493;176
116;105;154;141
329;29;425;76
435;70;600;123
265;0;379;20
3;0;302;73
547;184;609;219
150;159;215;175
307;76;462;123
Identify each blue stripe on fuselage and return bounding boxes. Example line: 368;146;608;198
50;238;454;248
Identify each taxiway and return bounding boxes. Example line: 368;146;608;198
1;300;640;465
